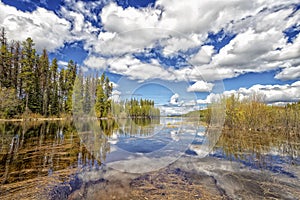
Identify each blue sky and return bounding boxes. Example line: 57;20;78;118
1;0;300;114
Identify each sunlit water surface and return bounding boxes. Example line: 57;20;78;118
0;118;300;199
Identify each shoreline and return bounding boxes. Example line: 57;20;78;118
0;115;192;122
0;117;68;122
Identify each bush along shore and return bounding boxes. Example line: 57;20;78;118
195;94;300;135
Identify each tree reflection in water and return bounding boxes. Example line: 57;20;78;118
0;121;100;185
1;118;300;199
76;117;161;163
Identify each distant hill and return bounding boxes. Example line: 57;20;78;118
182;109;209;118
181;110;201;117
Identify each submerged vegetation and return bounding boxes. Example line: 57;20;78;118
215;128;300;165
0;121;96;184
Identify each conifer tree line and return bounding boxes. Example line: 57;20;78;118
111;98;160;118
0;27;77;118
73;72;113;118
75;74;160;118
0;27;160;119
126;98;160;118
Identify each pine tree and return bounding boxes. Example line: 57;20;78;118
29;54;42;114
65;60;77;113
95;78;105;118
104;76;113;117
59;68;66;113
0;27;10;88
21;37;36;113
49;58;59;116
83;76;92;114
0;28;81;118
72;74;84;116
39;49;50;115
11;41;21;91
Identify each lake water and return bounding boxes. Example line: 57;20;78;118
0;118;300;199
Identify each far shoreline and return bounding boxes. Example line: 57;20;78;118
0;115;187;122
0;117;67;122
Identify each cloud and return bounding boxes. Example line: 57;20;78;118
58;60;68;67
158;105;192;116
92;29;169;56
83;56;107;69
275;65;300;80
86;54;178;81
95;0;270;56
169;93;179;105
0;0;107;53
84;53;232;83
101;2;161;33
228;5;298;34
202;81;300;104
212;28;282;68
87;0;299;83
189;45;214;65
2;0;300;94
0;2;71;52
185;2;299;81
263;34;300;62
187;81;214;92
111;90;121;103
155;0;265;35
183;64;238;82
197;99;209;104
63;0;109;21
61;8;85;32
111;82;119;89
161;35;201;56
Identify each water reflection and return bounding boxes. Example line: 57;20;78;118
1;119;300;199
0;121;97;189
210;130;300;173
74;117;199;173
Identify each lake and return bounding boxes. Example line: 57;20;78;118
0;118;300;199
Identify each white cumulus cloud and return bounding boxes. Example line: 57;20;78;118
83;56;107;69
0;2;71;52
275;65;300;81
202;81;300;104
187;81;214;92
169;93;180;105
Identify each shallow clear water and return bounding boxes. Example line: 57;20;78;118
0;118;300;199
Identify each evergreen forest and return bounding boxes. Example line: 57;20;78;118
0;28;160;119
